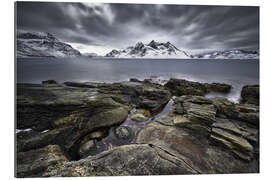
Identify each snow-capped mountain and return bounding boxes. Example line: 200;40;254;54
105;40;190;58
16;31;81;58
192;50;259;59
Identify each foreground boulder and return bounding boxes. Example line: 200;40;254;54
241;85;259;105
17;83;130;159
17;81;171;157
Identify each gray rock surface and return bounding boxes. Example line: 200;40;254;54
16;80;259;177
43;144;197;177
16;145;68;178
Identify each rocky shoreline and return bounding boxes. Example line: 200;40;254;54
16;78;259;177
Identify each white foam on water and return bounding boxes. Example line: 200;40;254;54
41;129;49;133
16;128;32;134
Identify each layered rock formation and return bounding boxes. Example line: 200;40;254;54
16;79;259;177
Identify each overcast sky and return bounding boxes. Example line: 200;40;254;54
16;2;259;55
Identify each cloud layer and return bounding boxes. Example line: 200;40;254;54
16;2;259;55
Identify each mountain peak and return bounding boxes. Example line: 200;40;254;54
148;40;160;49
134;42;144;50
106;41;190;58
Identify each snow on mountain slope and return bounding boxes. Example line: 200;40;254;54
192;50;259;59
105;40;190;58
16;31;81;58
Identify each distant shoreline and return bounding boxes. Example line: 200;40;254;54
16;57;260;61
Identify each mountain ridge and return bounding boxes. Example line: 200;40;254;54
16;31;259;59
191;49;259;59
105;40;190;58
16;31;81;58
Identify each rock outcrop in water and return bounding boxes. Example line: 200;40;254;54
16;79;259;177
164;78;232;96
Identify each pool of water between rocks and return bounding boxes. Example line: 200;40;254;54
80;99;174;158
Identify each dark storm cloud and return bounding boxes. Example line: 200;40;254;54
16;2;259;55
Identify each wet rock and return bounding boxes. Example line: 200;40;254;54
241;85;259;105
165;78;207;96
43;144;197;176
16;145;68;178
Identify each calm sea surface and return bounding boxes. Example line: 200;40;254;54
17;57;259;102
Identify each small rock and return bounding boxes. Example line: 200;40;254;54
113;126;133;140
174;103;184;114
88;130;107;139
129;78;141;83
42;80;57;85
131;109;150;122
131;113;148;122
78;140;96;157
